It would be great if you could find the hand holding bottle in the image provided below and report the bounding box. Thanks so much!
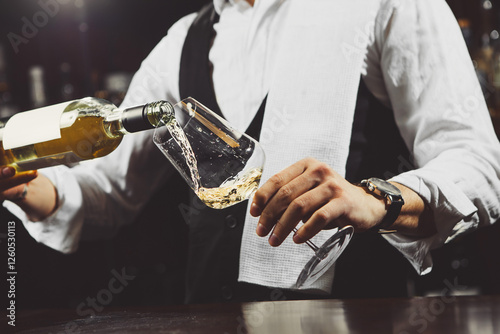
[1,167,59,221]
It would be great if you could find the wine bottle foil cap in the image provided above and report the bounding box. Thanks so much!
[122,101,173,133]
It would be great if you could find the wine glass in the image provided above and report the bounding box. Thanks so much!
[153,97,265,209]
[153,97,353,289]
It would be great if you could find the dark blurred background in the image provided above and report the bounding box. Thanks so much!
[0,0,499,311]
[0,0,211,114]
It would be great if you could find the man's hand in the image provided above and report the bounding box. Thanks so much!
[250,158,388,247]
[0,167,38,202]
[250,157,436,247]
[1,166,58,222]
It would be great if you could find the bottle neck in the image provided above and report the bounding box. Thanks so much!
[117,101,174,134]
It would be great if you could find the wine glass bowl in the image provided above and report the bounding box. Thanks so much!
[295,225,354,289]
[153,97,265,209]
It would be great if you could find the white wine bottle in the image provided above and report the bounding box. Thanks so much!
[0,97,173,172]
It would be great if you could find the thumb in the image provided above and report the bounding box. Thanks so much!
[2,183,28,202]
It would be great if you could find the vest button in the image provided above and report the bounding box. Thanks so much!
[225,214,238,229]
[221,285,233,300]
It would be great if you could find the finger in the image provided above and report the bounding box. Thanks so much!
[0,170,38,192]
[250,159,310,217]
[269,184,335,246]
[1,167,15,179]
[2,184,27,202]
[293,200,347,244]
[256,172,319,237]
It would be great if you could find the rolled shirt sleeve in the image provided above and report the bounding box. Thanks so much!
[368,0,500,274]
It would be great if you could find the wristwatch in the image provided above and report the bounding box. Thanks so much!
[360,177,404,232]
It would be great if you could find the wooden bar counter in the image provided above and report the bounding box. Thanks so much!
[3,295,500,333]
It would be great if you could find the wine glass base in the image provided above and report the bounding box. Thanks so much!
[295,225,354,289]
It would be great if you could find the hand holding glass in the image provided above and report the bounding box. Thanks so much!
[153,98,352,289]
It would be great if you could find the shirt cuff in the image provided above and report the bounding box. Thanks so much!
[383,172,477,275]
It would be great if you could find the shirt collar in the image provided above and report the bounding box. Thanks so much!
[214,0,285,14]
[214,0,249,14]
[213,0,230,14]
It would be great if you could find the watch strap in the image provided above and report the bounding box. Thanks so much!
[378,194,404,230]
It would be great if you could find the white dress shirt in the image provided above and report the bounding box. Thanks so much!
[5,0,500,293]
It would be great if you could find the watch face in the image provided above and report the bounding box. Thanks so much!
[369,178,402,196]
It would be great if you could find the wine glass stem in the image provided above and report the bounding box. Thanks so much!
[293,227,319,252]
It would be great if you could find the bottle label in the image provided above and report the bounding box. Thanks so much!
[3,101,72,150]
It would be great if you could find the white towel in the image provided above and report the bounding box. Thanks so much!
[238,0,380,294]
